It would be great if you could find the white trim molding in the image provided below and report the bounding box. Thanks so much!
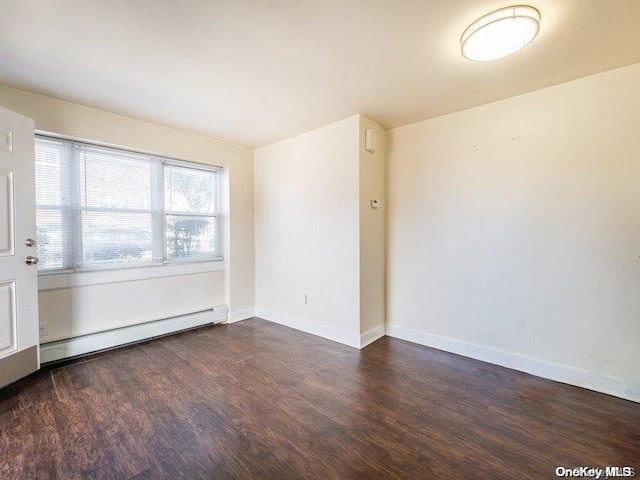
[255,309,361,348]
[385,323,639,404]
[40,306,228,363]
[360,324,385,348]
[228,308,256,323]
[39,260,225,291]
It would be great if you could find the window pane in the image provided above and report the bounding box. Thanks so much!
[166,215,218,260]
[35,141,65,206]
[35,138,72,270]
[82,212,153,265]
[165,165,217,214]
[80,148,152,210]
[36,209,65,270]
[35,135,223,273]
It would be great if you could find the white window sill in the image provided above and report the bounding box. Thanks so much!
[38,260,225,291]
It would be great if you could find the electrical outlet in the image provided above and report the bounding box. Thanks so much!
[39,323,47,337]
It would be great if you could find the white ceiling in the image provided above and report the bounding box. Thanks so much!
[0,1,639,147]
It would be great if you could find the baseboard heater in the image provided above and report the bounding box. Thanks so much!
[40,305,229,364]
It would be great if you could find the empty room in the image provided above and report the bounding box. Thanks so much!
[1,1,639,478]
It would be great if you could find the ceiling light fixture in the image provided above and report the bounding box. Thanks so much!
[461,5,540,61]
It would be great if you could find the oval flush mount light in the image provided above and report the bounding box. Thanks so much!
[461,5,540,61]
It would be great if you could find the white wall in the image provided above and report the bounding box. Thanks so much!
[359,117,386,336]
[0,85,255,342]
[387,63,640,401]
[255,116,362,345]
[39,272,225,341]
[254,115,386,347]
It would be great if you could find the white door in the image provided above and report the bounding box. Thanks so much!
[0,106,39,388]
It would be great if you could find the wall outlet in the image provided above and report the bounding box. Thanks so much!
[39,323,47,337]
[303,294,308,308]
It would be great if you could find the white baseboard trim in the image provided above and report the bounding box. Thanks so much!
[385,323,639,404]
[360,324,385,348]
[255,309,361,348]
[228,308,255,323]
[40,306,228,364]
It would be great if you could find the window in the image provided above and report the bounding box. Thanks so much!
[165,162,220,261]
[35,136,222,272]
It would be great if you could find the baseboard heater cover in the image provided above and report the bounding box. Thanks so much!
[40,305,228,364]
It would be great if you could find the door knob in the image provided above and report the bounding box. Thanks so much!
[25,238,36,247]
[25,256,39,266]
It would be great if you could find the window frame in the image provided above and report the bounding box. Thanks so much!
[163,158,222,264]
[35,133,224,275]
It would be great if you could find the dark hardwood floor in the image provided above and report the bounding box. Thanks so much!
[1,318,638,479]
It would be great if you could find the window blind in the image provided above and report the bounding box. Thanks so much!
[78,145,158,267]
[35,136,223,272]
[35,137,74,270]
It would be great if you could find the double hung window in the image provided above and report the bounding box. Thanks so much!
[35,136,222,272]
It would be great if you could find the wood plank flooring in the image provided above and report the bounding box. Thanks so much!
[1,318,638,479]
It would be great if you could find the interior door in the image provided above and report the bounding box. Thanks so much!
[0,105,39,388]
